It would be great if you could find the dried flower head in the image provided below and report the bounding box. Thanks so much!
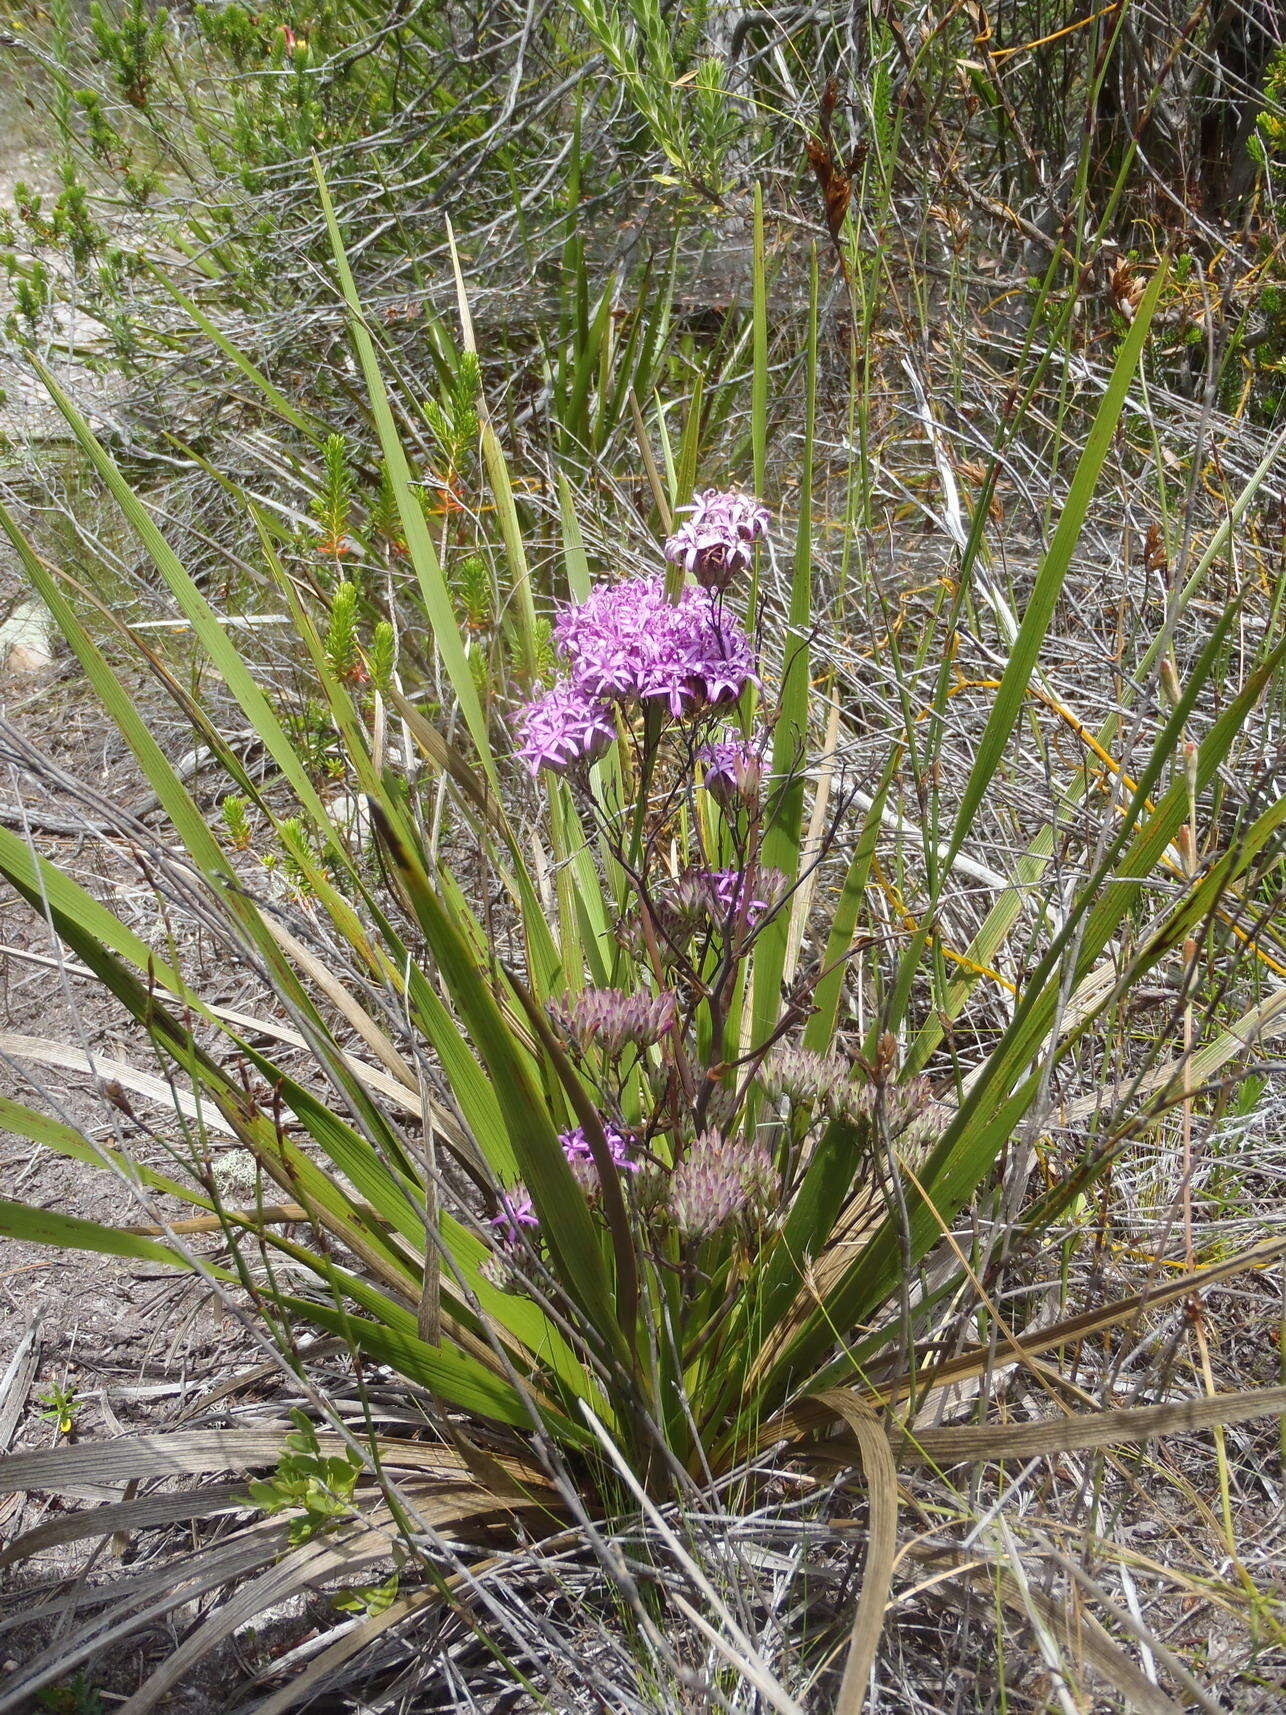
[551,988,678,1057]
[555,577,756,718]
[670,1131,776,1238]
[700,733,766,807]
[513,681,616,777]
[660,865,786,938]
[858,1076,949,1144]
[664,488,771,591]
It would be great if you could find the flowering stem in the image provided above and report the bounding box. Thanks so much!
[626,701,664,875]
[503,962,643,1365]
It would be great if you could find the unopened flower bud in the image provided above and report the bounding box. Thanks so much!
[670,1131,775,1238]
[551,988,677,1057]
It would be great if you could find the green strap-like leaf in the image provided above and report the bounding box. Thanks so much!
[313,163,498,786]
[8,370,337,840]
[946,265,1167,860]
[750,250,817,1061]
[0,1197,195,1269]
[368,802,628,1364]
[0,1098,209,1208]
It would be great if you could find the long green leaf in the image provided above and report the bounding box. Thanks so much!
[314,164,497,782]
[771,595,1285,1394]
[946,265,1167,858]
[13,366,336,838]
[368,802,628,1363]
[750,248,817,1059]
[0,1198,192,1269]
[0,1097,209,1208]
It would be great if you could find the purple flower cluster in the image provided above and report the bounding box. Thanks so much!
[669,1131,775,1239]
[512,577,757,776]
[703,865,785,929]
[555,577,756,719]
[514,681,616,779]
[489,1123,639,1245]
[511,485,765,776]
[552,987,678,1056]
[654,865,786,942]
[664,489,771,592]
[559,1123,640,1192]
[700,733,766,807]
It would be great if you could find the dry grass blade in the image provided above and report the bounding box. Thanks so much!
[243,1586,442,1715]
[1,1032,237,1136]
[939,1551,1190,1715]
[0,1482,252,1572]
[813,1390,899,1715]
[580,1404,807,1715]
[0,1427,299,1491]
[769,1236,1286,1446]
[0,1319,40,1454]
[261,916,418,1092]
[1064,980,1286,1124]
[115,1522,401,1715]
[897,1384,1286,1466]
[0,1427,553,1493]
[0,1522,294,1713]
[905,1236,1286,1407]
[1050,1551,1224,1715]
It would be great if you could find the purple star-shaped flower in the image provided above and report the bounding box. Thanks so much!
[555,577,756,718]
[700,733,766,806]
[664,488,771,591]
[488,1124,638,1247]
[514,681,616,777]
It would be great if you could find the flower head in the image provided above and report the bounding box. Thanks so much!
[488,1188,539,1247]
[664,488,771,591]
[551,988,677,1057]
[659,865,786,940]
[555,577,756,719]
[759,1044,853,1116]
[700,733,766,807]
[670,1131,776,1239]
[513,681,615,777]
[488,1123,638,1247]
[558,1122,640,1193]
[705,865,786,929]
[848,1076,950,1146]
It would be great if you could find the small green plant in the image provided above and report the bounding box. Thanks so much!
[37,1382,81,1439]
[90,0,168,109]
[333,1573,399,1616]
[36,1674,103,1715]
[248,1413,364,1544]
[423,351,480,496]
[368,619,396,693]
[311,435,357,572]
[325,580,361,684]
[220,793,254,850]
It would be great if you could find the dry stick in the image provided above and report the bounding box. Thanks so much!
[1175,738,1244,1572]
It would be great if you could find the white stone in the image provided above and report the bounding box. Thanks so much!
[0,599,56,675]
